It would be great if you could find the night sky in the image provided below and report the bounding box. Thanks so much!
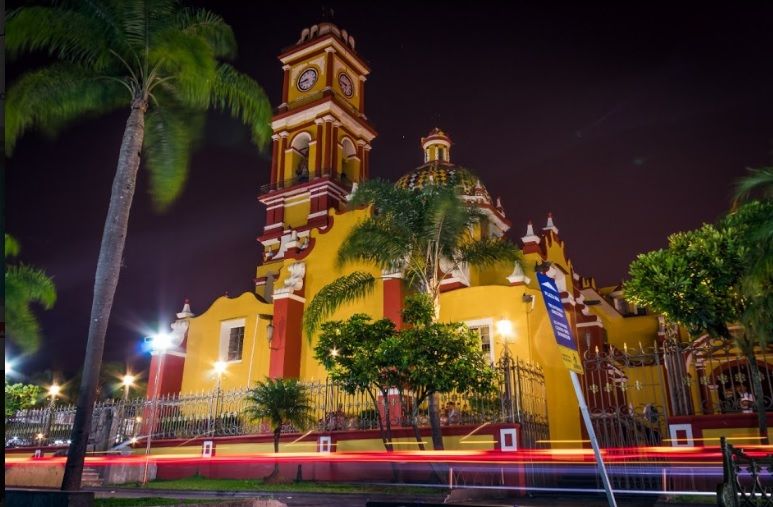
[6,3,773,382]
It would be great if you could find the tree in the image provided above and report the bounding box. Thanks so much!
[314,295,497,452]
[244,378,313,480]
[304,180,520,449]
[7,1,271,490]
[5,234,57,353]
[5,383,44,417]
[314,314,401,452]
[391,294,496,449]
[734,167,773,345]
[625,201,773,442]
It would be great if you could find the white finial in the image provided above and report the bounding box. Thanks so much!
[543,212,559,234]
[521,220,540,244]
[176,299,194,319]
[506,261,531,286]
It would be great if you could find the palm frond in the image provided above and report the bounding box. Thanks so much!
[5,264,57,353]
[303,271,377,338]
[7,6,113,69]
[5,234,21,258]
[175,7,236,59]
[6,63,127,154]
[244,378,313,431]
[210,63,272,149]
[735,167,773,202]
[458,237,522,267]
[150,29,216,106]
[337,216,411,270]
[143,106,204,211]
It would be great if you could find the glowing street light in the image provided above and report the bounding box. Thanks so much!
[48,383,62,398]
[121,373,136,401]
[211,361,228,435]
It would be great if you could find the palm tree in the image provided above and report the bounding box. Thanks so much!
[7,1,271,490]
[244,378,313,480]
[5,234,57,353]
[303,179,521,449]
[734,167,773,346]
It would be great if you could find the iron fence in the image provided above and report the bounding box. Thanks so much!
[5,358,548,450]
[718,436,773,506]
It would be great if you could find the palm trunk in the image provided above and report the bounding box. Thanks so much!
[267,426,281,479]
[61,99,147,491]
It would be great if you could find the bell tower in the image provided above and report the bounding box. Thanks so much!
[258,22,377,259]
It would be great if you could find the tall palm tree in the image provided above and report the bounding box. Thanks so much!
[7,0,271,490]
[5,234,57,353]
[244,378,313,480]
[303,179,521,449]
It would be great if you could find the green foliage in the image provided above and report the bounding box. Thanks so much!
[314,314,399,395]
[401,293,434,327]
[735,166,773,202]
[7,0,271,209]
[5,383,44,417]
[314,296,496,407]
[305,180,521,335]
[243,378,313,439]
[302,271,376,337]
[625,201,773,344]
[5,235,57,353]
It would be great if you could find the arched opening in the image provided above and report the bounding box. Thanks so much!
[340,138,359,184]
[289,132,311,183]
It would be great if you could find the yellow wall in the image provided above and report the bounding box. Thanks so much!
[181,293,274,394]
[333,57,360,109]
[440,285,582,445]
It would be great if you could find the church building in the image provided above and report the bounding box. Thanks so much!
[145,22,765,451]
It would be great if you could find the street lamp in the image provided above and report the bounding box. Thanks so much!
[121,373,136,401]
[45,383,62,445]
[212,361,228,435]
[142,332,172,485]
[495,319,518,422]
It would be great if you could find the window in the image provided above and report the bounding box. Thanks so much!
[227,326,245,361]
[219,318,246,362]
[467,321,493,363]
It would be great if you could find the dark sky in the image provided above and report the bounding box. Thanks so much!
[6,3,773,380]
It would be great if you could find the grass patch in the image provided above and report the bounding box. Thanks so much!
[660,495,716,504]
[129,475,440,495]
[95,499,219,506]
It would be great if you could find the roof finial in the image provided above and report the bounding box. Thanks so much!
[521,220,540,245]
[543,212,559,234]
[177,298,194,319]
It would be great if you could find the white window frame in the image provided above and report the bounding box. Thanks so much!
[219,318,246,363]
[466,318,494,364]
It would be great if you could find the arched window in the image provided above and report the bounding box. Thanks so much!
[340,138,359,184]
[289,132,311,182]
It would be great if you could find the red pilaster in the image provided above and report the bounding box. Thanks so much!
[277,134,288,184]
[358,77,365,111]
[268,296,304,378]
[363,147,370,180]
[269,137,279,185]
[331,124,340,174]
[281,65,290,104]
[325,49,334,88]
[323,121,333,172]
[314,121,323,173]
[146,353,186,398]
[383,276,403,330]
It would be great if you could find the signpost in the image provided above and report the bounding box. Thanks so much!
[537,272,617,507]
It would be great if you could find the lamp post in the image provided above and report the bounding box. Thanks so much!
[212,361,227,435]
[45,383,62,446]
[142,332,172,486]
[496,319,518,422]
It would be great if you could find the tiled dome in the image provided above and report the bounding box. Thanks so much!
[395,162,491,202]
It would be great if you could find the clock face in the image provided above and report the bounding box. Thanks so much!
[297,68,318,91]
[338,73,354,97]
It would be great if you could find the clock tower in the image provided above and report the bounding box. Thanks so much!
[258,22,377,258]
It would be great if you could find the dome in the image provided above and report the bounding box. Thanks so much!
[395,129,491,203]
[395,162,491,201]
